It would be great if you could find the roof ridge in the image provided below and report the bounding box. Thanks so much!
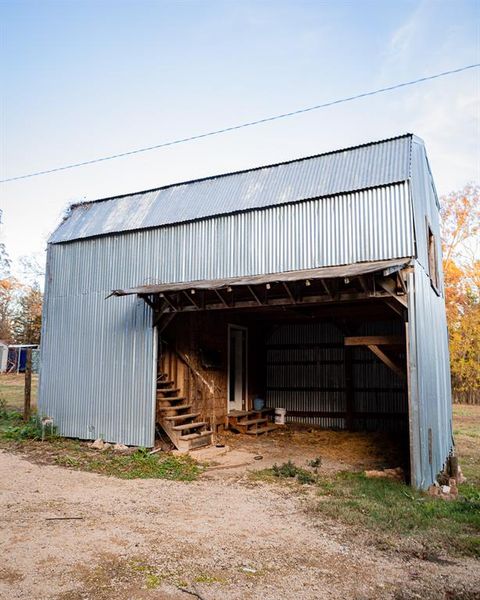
[69,133,414,209]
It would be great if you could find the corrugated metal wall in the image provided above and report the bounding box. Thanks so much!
[39,182,414,446]
[48,183,414,297]
[266,321,407,432]
[407,263,453,489]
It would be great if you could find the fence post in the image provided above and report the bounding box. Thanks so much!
[23,349,32,421]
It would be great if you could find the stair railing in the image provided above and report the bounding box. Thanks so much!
[159,339,217,436]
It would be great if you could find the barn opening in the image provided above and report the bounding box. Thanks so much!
[117,258,411,478]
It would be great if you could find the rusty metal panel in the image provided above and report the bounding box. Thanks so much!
[49,135,412,244]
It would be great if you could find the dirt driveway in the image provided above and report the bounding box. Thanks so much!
[0,450,478,600]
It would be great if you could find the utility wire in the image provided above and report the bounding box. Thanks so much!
[1,63,479,184]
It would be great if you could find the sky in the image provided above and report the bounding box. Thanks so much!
[1,0,479,280]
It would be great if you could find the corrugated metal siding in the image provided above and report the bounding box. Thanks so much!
[38,250,157,447]
[407,263,453,489]
[47,182,414,299]
[409,139,444,289]
[266,322,407,432]
[50,136,412,243]
[40,183,414,446]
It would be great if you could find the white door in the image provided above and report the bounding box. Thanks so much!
[228,325,247,412]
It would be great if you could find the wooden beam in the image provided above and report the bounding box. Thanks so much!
[160,293,178,312]
[287,410,407,420]
[367,345,405,379]
[345,346,354,431]
[385,299,405,318]
[344,335,405,346]
[247,285,263,306]
[156,290,395,313]
[214,289,229,308]
[182,290,199,308]
[139,294,155,310]
[23,349,32,422]
[282,282,296,303]
[320,279,332,297]
[376,278,408,308]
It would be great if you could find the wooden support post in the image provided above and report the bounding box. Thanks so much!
[344,346,354,431]
[23,349,32,422]
[367,345,405,379]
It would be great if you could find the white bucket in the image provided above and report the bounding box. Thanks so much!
[274,407,286,425]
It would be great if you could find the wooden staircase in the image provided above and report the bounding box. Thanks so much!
[156,374,213,451]
[227,408,278,435]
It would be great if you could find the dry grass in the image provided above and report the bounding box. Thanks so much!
[0,373,38,411]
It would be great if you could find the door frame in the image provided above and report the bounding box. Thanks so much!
[227,324,248,413]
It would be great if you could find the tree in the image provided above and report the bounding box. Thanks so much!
[440,183,480,404]
[12,283,43,344]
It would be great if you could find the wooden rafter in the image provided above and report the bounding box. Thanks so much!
[153,290,396,313]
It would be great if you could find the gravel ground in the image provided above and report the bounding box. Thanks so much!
[0,450,478,600]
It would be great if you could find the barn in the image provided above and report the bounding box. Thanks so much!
[38,133,453,489]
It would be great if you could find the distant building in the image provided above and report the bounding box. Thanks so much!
[7,345,39,373]
[0,341,8,373]
[39,134,452,489]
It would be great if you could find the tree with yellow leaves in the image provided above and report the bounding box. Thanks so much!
[440,183,480,403]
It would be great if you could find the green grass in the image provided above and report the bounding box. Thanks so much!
[312,471,480,557]
[0,406,201,481]
[55,448,201,480]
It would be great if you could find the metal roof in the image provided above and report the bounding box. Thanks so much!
[50,134,414,244]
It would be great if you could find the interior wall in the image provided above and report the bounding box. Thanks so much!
[163,312,408,435]
[161,311,267,427]
[265,320,408,432]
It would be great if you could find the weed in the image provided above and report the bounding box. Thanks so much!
[307,456,322,469]
[271,460,317,484]
[2,414,57,441]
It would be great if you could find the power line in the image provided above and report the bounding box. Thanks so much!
[1,63,479,184]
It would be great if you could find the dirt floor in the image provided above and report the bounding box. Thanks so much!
[198,425,409,479]
[1,442,479,600]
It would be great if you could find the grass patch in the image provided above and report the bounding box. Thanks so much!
[0,373,38,411]
[312,471,480,557]
[77,448,201,480]
[0,406,201,481]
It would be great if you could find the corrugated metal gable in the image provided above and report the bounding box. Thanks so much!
[50,135,412,243]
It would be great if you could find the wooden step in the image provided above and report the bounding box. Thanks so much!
[159,403,192,411]
[180,430,213,441]
[157,380,174,387]
[177,431,213,451]
[164,412,200,422]
[156,395,185,402]
[245,424,278,435]
[157,388,180,395]
[242,418,268,427]
[172,421,207,431]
